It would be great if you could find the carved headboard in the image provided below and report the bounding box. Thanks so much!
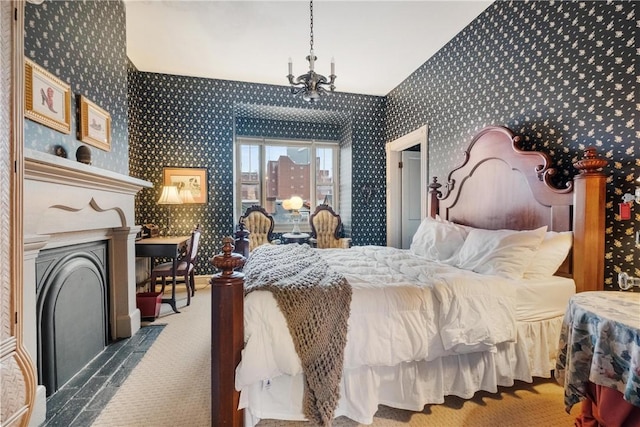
[429,126,607,294]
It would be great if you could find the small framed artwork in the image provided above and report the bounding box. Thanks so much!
[163,167,208,204]
[78,95,111,151]
[24,58,71,134]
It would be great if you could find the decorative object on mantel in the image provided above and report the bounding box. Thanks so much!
[75,145,92,165]
[54,145,67,158]
[24,57,72,134]
[78,95,112,151]
[157,185,183,236]
[287,0,336,102]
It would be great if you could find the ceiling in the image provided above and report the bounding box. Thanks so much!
[125,1,493,97]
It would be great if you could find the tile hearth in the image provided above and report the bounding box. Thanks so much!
[42,325,165,427]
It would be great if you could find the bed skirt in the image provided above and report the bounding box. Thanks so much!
[239,316,562,426]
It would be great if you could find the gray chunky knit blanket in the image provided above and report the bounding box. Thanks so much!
[243,243,352,426]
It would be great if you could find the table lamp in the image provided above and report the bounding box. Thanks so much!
[179,188,196,204]
[157,185,182,235]
[288,196,304,234]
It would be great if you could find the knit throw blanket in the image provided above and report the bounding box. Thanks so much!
[243,243,352,426]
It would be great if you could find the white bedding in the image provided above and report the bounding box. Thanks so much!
[236,245,574,425]
[515,276,575,321]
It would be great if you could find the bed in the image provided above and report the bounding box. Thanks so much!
[210,125,607,426]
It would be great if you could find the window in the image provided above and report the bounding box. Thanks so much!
[236,137,339,232]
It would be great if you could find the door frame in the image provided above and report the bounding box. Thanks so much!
[386,125,428,248]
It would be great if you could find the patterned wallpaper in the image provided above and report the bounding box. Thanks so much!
[129,73,386,275]
[386,0,637,289]
[24,0,129,175]
[235,117,342,141]
[26,0,636,284]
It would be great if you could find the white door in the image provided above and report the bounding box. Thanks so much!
[386,125,428,248]
[401,151,422,249]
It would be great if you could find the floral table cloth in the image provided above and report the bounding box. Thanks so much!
[555,291,640,412]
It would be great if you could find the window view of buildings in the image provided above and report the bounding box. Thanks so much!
[239,143,336,227]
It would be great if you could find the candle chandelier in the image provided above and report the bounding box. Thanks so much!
[287,0,336,102]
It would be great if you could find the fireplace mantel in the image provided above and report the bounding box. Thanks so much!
[24,149,151,237]
[23,148,152,422]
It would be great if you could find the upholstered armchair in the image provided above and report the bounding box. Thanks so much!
[309,204,351,249]
[239,205,281,252]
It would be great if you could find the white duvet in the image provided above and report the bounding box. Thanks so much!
[236,245,518,392]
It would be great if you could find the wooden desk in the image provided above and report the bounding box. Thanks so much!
[135,235,190,313]
[555,291,640,425]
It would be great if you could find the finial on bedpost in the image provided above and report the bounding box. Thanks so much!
[571,147,607,294]
[429,177,442,218]
[211,236,246,276]
[573,146,608,175]
[210,237,245,426]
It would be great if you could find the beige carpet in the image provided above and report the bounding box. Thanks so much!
[91,276,580,426]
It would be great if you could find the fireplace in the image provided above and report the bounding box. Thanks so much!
[23,149,151,422]
[36,241,110,395]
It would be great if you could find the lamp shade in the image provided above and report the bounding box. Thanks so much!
[179,188,195,204]
[157,186,183,205]
[289,196,303,210]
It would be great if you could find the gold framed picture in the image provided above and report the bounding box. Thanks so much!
[24,58,71,134]
[163,167,208,204]
[79,95,111,151]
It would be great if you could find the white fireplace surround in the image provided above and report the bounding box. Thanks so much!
[23,148,151,424]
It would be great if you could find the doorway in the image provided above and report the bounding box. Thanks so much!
[386,125,428,248]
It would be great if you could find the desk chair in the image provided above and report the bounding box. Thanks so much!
[309,205,351,249]
[150,226,201,307]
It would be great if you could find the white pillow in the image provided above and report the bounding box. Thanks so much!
[455,226,547,279]
[523,231,573,278]
[410,216,468,262]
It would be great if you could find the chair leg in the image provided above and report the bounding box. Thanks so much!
[149,273,157,293]
[190,271,196,296]
[160,276,166,294]
[184,274,191,306]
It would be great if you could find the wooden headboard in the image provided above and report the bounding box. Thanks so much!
[428,126,607,294]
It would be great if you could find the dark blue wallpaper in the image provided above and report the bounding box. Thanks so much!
[129,73,385,275]
[24,0,129,175]
[235,117,342,141]
[386,0,637,289]
[26,0,636,284]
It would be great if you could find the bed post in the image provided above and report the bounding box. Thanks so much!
[211,237,246,426]
[428,177,442,218]
[571,147,608,293]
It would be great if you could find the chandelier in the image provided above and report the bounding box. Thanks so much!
[287,0,336,102]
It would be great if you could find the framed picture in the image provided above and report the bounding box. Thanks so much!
[163,167,208,204]
[24,58,71,134]
[78,95,111,151]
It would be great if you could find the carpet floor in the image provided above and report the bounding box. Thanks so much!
[88,276,580,426]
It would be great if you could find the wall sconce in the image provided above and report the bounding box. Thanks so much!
[361,184,378,204]
[618,272,640,291]
[620,177,640,220]
[157,185,182,235]
[283,196,304,234]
